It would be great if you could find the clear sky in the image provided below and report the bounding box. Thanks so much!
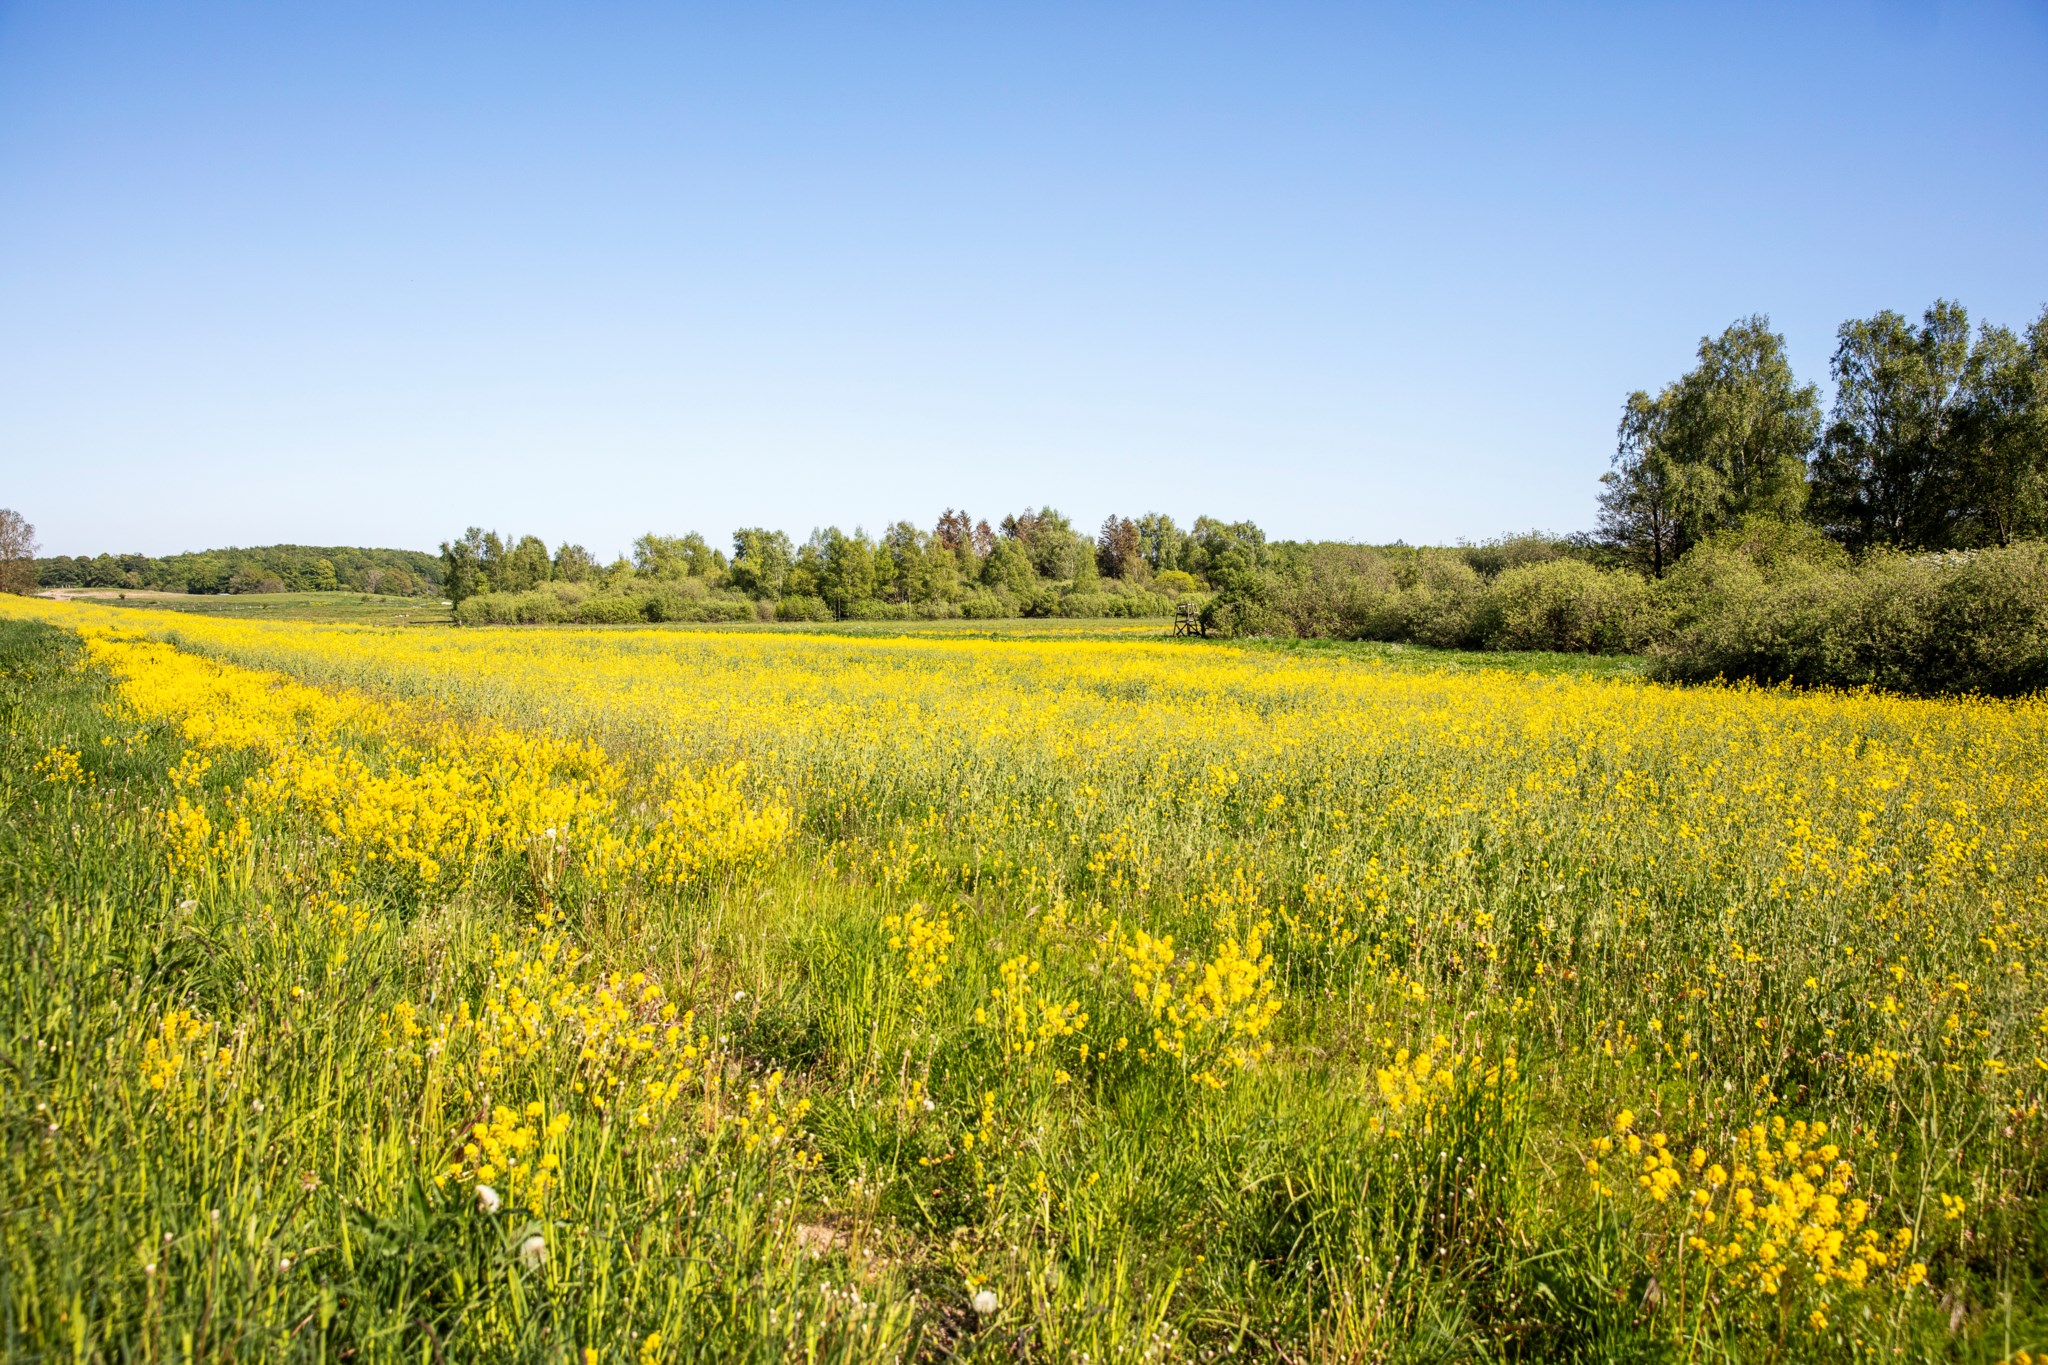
[3,3,2044,560]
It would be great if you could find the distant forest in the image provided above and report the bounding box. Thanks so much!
[33,545,443,596]
[438,510,1269,626]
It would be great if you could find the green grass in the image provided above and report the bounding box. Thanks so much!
[6,606,2038,1362]
[1233,634,1650,679]
[0,617,1599,1361]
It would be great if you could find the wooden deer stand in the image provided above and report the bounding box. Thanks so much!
[1172,602,1204,637]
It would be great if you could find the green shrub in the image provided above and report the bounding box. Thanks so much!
[959,590,1013,620]
[1201,592,1289,638]
[1476,559,1658,653]
[840,599,914,622]
[1654,541,2048,695]
[1363,553,1485,648]
[1461,531,1575,579]
[1261,547,1396,639]
[1015,587,1061,619]
[775,595,833,622]
[572,595,646,625]
[453,590,573,625]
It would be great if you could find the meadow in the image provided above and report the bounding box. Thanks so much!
[2,594,2044,1362]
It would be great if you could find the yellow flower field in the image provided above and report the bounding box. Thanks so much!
[2,593,2044,1361]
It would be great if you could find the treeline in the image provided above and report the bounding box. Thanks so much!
[1597,301,2048,572]
[1203,299,2048,695]
[32,545,443,596]
[440,511,1265,625]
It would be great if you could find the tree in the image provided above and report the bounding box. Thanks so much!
[633,532,722,580]
[729,528,794,599]
[879,521,925,602]
[980,537,1037,596]
[1598,392,1683,576]
[1002,506,1086,580]
[933,508,982,579]
[1097,515,1144,578]
[816,528,876,615]
[0,509,38,594]
[1607,316,1819,565]
[553,543,596,583]
[933,509,974,552]
[440,537,482,597]
[1810,302,1973,551]
[1951,313,2048,547]
[440,528,488,607]
[486,535,551,593]
[786,540,824,599]
[477,532,509,593]
[1135,514,1187,575]
[229,564,283,594]
[1186,517,1269,586]
[184,556,230,595]
[632,533,686,579]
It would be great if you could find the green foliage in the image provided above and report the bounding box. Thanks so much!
[454,579,757,626]
[552,542,597,583]
[0,509,35,595]
[1206,543,1649,654]
[1186,516,1270,585]
[775,594,834,623]
[959,589,1013,620]
[633,532,723,580]
[441,528,487,606]
[1135,513,1190,575]
[1460,531,1576,579]
[1653,539,2048,695]
[495,535,553,594]
[1000,507,1088,581]
[1474,558,1659,653]
[1601,316,1821,575]
[979,538,1037,597]
[816,529,877,616]
[1811,301,2048,552]
[729,528,794,599]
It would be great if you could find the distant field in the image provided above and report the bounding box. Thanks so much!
[44,588,453,625]
[50,589,1645,678]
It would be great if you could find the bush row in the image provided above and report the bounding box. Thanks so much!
[1209,532,2048,697]
[1650,540,2048,696]
[454,581,763,626]
[1210,549,1661,654]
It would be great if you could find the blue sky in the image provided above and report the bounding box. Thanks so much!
[3,3,2044,559]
